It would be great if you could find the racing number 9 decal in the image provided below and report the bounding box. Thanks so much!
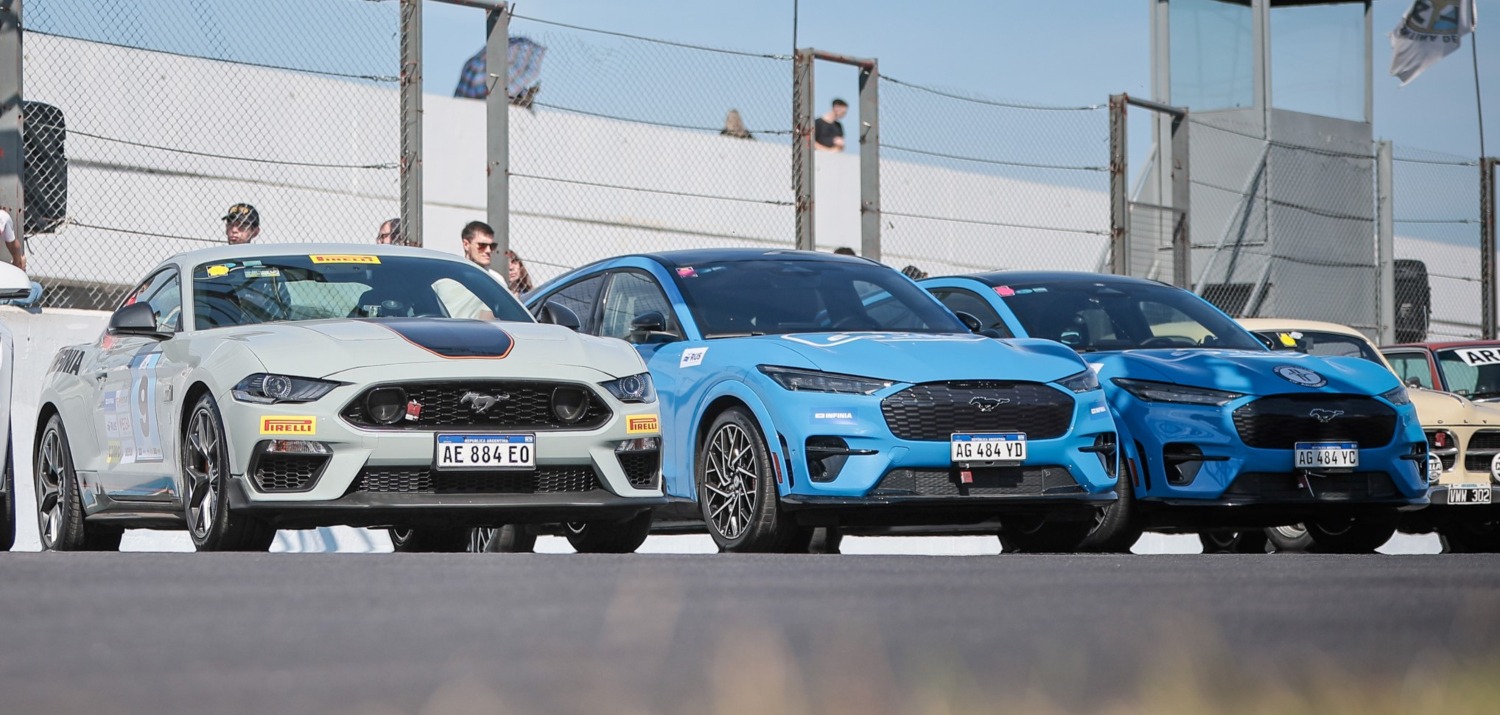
[128,352,165,463]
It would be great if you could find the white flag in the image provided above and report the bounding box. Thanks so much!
[1390,0,1478,85]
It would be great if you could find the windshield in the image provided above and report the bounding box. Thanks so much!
[191,254,532,330]
[670,259,967,338]
[1436,348,1500,400]
[1253,330,1385,365]
[997,280,1264,352]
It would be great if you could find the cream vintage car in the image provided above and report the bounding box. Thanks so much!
[1240,318,1500,552]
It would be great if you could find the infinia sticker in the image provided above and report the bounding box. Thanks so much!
[261,416,317,435]
[680,347,708,368]
[627,415,660,434]
[1454,348,1500,367]
[783,333,988,348]
[309,254,381,265]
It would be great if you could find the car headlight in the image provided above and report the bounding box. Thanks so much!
[758,366,894,395]
[601,373,656,403]
[232,373,340,404]
[1057,369,1100,393]
[1380,385,1412,406]
[1113,378,1243,407]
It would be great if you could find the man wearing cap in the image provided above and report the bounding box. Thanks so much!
[222,203,260,244]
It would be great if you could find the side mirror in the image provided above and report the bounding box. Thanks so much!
[0,262,30,300]
[538,300,582,331]
[953,311,984,334]
[108,302,170,340]
[629,310,679,344]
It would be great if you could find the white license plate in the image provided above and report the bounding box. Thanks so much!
[1294,441,1359,470]
[1449,485,1493,505]
[435,434,536,471]
[951,433,1027,464]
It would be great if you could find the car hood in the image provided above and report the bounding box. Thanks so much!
[208,319,644,379]
[765,332,1087,384]
[1410,388,1500,427]
[1088,348,1402,396]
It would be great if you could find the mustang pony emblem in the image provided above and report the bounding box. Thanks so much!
[460,391,510,415]
[969,396,1011,413]
[1308,409,1344,423]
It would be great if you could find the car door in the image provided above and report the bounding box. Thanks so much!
[927,286,1014,336]
[596,269,683,363]
[1385,350,1437,390]
[94,268,183,499]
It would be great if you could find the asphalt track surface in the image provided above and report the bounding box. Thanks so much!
[1,553,1497,715]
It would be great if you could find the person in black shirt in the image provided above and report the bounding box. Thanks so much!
[814,98,848,152]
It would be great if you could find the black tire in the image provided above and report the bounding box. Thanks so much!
[1077,470,1141,553]
[182,394,274,552]
[1436,521,1500,553]
[999,517,1093,553]
[34,415,122,551]
[1265,524,1314,552]
[1198,530,1270,554]
[1305,516,1397,554]
[388,526,468,552]
[565,510,653,553]
[1,432,17,551]
[697,407,794,553]
[469,525,538,553]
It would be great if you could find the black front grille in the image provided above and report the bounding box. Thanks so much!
[251,453,329,492]
[1225,472,1398,501]
[1463,429,1500,473]
[881,381,1073,442]
[870,466,1082,497]
[341,380,611,431]
[617,451,660,489]
[353,466,601,494]
[1232,395,1397,450]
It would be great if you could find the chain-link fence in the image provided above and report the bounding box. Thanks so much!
[497,13,794,286]
[22,0,400,309]
[1391,146,1482,341]
[877,77,1111,278]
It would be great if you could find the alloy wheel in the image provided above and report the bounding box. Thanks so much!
[702,422,757,541]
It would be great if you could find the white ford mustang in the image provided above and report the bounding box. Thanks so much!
[1,261,32,550]
[33,244,664,552]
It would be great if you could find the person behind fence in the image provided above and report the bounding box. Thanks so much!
[222,202,260,245]
[376,217,401,245]
[0,208,43,306]
[901,264,928,280]
[833,247,856,256]
[720,109,754,140]
[814,99,848,152]
[506,249,534,296]
[432,221,505,319]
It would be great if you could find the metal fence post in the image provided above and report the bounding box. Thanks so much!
[1376,141,1394,344]
[1484,156,1497,339]
[793,49,814,252]
[858,59,880,261]
[400,0,422,247]
[1171,109,1190,288]
[487,4,510,256]
[1109,94,1127,275]
[0,0,21,259]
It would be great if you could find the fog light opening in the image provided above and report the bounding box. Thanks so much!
[552,387,590,424]
[266,440,332,455]
[366,387,407,425]
[615,437,660,453]
[1162,443,1204,486]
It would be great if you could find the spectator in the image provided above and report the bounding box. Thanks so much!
[454,37,547,109]
[376,217,401,245]
[720,109,754,140]
[506,249,534,296]
[0,208,43,307]
[433,221,506,319]
[222,203,260,244]
[901,265,929,280]
[814,99,848,152]
[833,247,857,256]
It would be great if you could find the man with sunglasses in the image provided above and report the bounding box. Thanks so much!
[432,220,506,319]
[458,220,504,278]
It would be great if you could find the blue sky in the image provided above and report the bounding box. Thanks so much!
[422,0,1497,161]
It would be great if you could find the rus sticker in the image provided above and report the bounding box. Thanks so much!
[260,416,317,435]
[627,414,660,434]
[309,255,381,265]
[680,347,708,368]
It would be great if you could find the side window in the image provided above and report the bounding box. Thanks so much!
[930,288,1012,337]
[536,274,607,332]
[1386,352,1433,389]
[126,269,183,333]
[598,271,675,342]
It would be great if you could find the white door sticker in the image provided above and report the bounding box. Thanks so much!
[1454,348,1500,367]
[680,347,708,368]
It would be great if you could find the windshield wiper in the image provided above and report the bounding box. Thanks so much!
[706,331,766,338]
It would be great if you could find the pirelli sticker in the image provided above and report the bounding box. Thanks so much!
[260,416,317,436]
[626,414,660,434]
[309,254,381,265]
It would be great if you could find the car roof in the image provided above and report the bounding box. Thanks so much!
[1237,318,1368,340]
[934,271,1169,289]
[157,243,471,274]
[1382,340,1500,351]
[633,248,879,269]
